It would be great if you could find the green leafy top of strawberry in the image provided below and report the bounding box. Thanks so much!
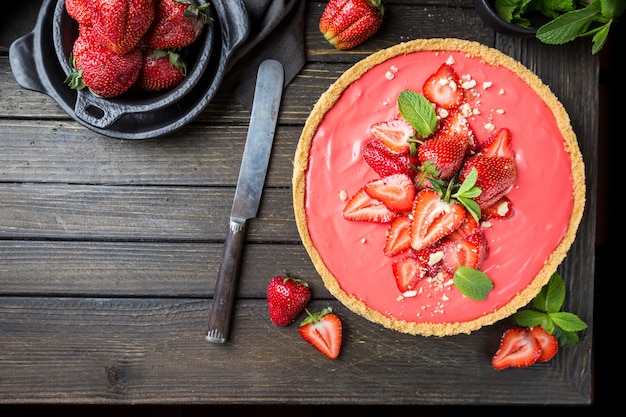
[513,272,588,347]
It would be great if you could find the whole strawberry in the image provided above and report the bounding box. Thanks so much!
[266,275,311,326]
[135,48,187,92]
[89,0,155,55]
[65,0,92,26]
[66,45,143,98]
[143,0,211,50]
[319,0,384,50]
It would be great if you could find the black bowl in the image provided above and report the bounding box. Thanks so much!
[473,0,538,37]
[9,0,249,139]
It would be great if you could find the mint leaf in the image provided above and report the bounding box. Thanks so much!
[550,311,588,332]
[554,327,580,347]
[397,90,437,138]
[452,167,482,221]
[453,266,494,301]
[512,309,546,327]
[536,1,601,44]
[590,22,611,54]
[602,0,626,19]
[533,272,565,313]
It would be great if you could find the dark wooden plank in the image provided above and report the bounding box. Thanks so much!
[0,296,591,405]
[0,241,325,298]
[0,119,306,186]
[0,185,299,241]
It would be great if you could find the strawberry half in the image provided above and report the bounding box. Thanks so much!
[492,327,542,370]
[370,118,415,156]
[362,140,419,179]
[364,173,416,213]
[441,231,487,277]
[383,214,412,256]
[299,307,342,359]
[409,189,465,251]
[447,209,480,241]
[422,63,465,109]
[477,127,514,158]
[392,255,428,294]
[319,0,384,50]
[417,134,469,179]
[460,155,517,209]
[342,188,396,223]
[528,326,559,362]
[434,109,476,154]
[266,275,311,327]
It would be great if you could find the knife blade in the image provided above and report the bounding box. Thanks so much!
[205,59,284,343]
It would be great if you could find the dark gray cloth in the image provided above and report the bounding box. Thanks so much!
[223,0,306,110]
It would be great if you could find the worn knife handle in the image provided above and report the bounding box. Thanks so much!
[205,219,246,343]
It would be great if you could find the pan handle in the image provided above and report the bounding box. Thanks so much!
[73,91,127,129]
[9,32,48,94]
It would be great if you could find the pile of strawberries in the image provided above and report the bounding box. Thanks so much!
[64,0,211,98]
[342,62,517,297]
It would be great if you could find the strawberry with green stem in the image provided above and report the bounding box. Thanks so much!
[266,274,311,327]
[299,307,342,359]
[135,48,188,92]
[144,0,212,50]
[319,0,384,50]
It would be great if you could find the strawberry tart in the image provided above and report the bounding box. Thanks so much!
[292,38,585,336]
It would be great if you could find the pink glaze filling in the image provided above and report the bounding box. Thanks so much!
[304,51,575,324]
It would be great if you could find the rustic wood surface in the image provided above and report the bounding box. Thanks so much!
[0,0,596,406]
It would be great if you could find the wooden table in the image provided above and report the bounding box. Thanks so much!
[0,0,597,406]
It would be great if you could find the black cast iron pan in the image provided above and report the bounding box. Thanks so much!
[9,0,250,139]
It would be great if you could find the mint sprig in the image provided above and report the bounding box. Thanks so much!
[494,0,624,54]
[451,167,482,222]
[513,272,588,347]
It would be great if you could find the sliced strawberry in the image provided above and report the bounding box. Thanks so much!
[481,196,513,220]
[370,118,415,156]
[422,63,465,109]
[492,327,542,370]
[529,326,559,362]
[447,209,480,241]
[414,240,445,278]
[342,188,396,223]
[461,155,517,209]
[441,230,487,277]
[362,140,419,179]
[417,134,469,179]
[299,307,342,359]
[478,127,514,158]
[392,255,428,293]
[364,173,416,213]
[383,214,412,256]
[409,189,465,251]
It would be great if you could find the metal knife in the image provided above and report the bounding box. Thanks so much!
[205,59,284,343]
